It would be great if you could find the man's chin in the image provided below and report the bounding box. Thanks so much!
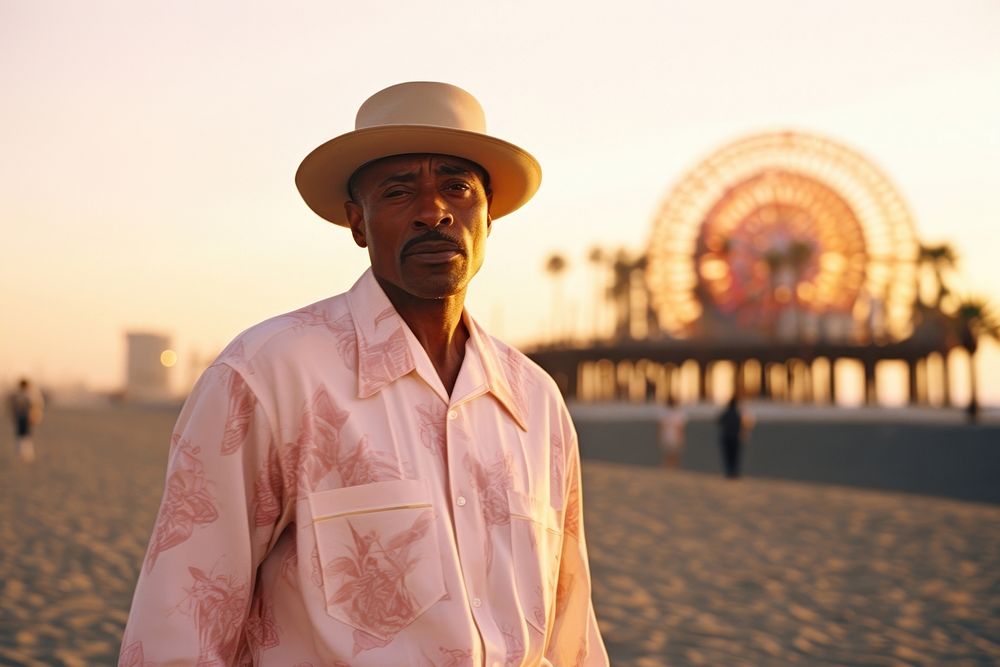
[409,280,465,301]
[412,259,471,285]
[392,272,469,301]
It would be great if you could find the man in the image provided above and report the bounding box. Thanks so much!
[8,378,43,463]
[717,395,752,479]
[120,82,608,666]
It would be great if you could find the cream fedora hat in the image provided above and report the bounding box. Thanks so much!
[295,81,542,227]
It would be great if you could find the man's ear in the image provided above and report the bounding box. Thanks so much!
[486,190,494,236]
[344,201,367,248]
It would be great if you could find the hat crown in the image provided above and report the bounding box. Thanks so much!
[355,81,487,134]
[297,81,540,227]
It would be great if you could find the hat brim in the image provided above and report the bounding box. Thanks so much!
[295,125,541,227]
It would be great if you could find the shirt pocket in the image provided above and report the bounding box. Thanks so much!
[507,489,564,634]
[309,479,446,640]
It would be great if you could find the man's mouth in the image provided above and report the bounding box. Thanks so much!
[403,239,464,262]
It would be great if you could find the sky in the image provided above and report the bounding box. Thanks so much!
[1,0,998,403]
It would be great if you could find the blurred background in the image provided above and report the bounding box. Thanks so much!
[1,0,999,406]
[1,1,998,665]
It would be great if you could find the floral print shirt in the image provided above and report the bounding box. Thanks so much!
[120,269,608,667]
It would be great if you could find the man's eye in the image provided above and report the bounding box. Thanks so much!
[446,182,471,192]
[384,188,408,198]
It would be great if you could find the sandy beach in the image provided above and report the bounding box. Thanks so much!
[1,405,998,666]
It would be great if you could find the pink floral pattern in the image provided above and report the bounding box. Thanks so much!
[422,646,473,667]
[338,435,402,486]
[565,481,581,541]
[374,306,397,329]
[276,387,349,497]
[515,519,549,634]
[500,624,525,667]
[323,511,435,645]
[285,303,334,329]
[246,595,280,655]
[145,437,219,573]
[277,387,401,493]
[266,384,405,496]
[118,640,152,667]
[465,452,513,527]
[416,403,447,458]
[330,313,359,371]
[464,452,513,571]
[532,584,546,629]
[217,340,254,375]
[556,569,575,618]
[310,385,349,449]
[182,566,249,666]
[352,630,391,656]
[357,327,413,396]
[284,305,359,372]
[550,431,565,504]
[499,347,533,423]
[221,371,255,455]
[310,543,323,587]
[253,447,283,527]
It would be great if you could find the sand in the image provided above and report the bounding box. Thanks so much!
[584,464,1000,666]
[1,405,998,666]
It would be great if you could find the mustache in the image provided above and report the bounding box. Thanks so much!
[401,230,465,256]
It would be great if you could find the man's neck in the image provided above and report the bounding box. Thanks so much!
[375,277,469,396]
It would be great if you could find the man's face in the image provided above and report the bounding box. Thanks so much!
[345,154,492,301]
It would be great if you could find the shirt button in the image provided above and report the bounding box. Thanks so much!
[456,495,467,507]
[447,409,458,420]
[472,597,482,608]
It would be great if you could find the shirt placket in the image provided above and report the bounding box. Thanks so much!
[443,396,502,667]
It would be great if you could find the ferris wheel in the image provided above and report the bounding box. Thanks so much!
[646,131,920,341]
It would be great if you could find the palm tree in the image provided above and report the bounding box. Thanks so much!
[610,249,634,340]
[953,296,1000,421]
[545,253,568,343]
[588,247,607,340]
[918,243,959,309]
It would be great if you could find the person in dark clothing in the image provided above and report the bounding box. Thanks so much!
[8,378,43,463]
[717,396,748,478]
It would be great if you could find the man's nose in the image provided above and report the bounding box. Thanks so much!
[413,189,453,228]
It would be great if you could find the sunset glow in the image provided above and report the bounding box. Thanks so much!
[1,1,997,403]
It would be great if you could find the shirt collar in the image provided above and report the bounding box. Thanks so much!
[462,312,529,431]
[345,269,528,431]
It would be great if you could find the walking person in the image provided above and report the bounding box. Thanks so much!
[8,378,44,463]
[658,395,686,468]
[717,395,751,479]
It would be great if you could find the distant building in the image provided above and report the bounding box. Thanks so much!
[125,332,173,403]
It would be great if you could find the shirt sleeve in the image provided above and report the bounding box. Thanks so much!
[119,363,283,666]
[546,420,610,667]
